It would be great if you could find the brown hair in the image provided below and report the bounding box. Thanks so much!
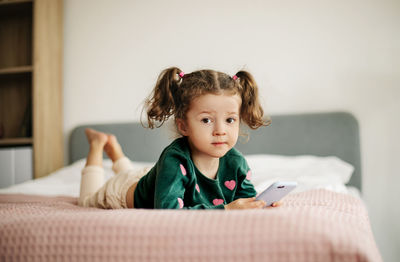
[144,67,268,129]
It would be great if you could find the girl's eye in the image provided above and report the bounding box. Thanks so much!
[201,118,211,124]
[226,118,236,124]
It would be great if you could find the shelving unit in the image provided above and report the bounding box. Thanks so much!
[0,0,63,181]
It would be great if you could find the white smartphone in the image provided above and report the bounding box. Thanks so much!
[256,181,297,206]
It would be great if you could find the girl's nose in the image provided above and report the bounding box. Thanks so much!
[213,121,226,136]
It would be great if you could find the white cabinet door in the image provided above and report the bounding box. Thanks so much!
[0,147,33,188]
[0,149,13,187]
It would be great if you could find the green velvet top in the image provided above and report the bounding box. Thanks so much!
[134,137,257,209]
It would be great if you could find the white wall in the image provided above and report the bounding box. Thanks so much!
[64,0,400,261]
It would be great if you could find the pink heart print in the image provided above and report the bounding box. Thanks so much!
[224,180,236,190]
[246,170,252,180]
[177,198,184,209]
[180,164,187,176]
[213,199,224,206]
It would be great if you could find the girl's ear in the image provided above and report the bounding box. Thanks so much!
[176,118,189,136]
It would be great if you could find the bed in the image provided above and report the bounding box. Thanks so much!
[0,112,382,261]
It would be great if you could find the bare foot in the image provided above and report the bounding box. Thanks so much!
[85,128,108,148]
[104,134,124,162]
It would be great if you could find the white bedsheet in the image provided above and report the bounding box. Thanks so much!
[0,155,361,198]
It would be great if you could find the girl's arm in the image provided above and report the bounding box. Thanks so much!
[233,157,258,200]
[225,197,265,210]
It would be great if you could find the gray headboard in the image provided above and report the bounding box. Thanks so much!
[69,111,362,191]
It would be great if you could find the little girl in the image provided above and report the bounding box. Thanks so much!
[79,67,278,210]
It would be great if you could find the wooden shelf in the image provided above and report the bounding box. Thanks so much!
[0,0,32,6]
[0,66,33,75]
[0,0,63,179]
[0,137,33,146]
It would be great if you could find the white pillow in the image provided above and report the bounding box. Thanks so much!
[245,154,355,195]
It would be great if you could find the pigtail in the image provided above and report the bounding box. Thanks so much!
[144,67,183,128]
[235,71,268,129]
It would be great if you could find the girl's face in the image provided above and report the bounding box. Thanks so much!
[177,92,241,161]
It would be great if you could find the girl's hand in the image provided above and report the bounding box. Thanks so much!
[224,197,266,210]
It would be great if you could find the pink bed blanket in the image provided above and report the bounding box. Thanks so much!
[0,189,381,262]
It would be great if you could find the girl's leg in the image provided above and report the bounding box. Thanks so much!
[79,129,148,209]
[104,134,125,163]
[103,133,134,175]
[103,134,137,208]
[84,128,108,167]
[78,128,108,207]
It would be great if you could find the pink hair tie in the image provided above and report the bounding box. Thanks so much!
[179,72,185,78]
[232,75,238,80]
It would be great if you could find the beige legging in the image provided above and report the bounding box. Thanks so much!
[78,157,150,209]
